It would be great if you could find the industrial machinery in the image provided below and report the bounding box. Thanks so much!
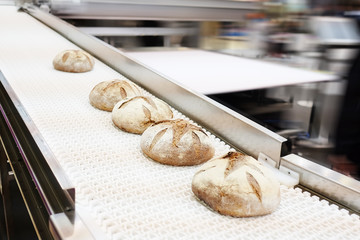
[0,2,360,239]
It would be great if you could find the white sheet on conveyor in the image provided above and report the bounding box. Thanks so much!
[0,6,359,240]
[125,49,337,95]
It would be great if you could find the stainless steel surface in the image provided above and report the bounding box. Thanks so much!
[49,0,260,21]
[78,27,198,47]
[78,27,198,37]
[281,154,360,213]
[309,16,360,46]
[0,72,75,204]
[22,4,287,165]
[1,5,360,239]
[0,70,99,239]
[49,212,97,240]
[0,0,14,5]
[306,81,345,147]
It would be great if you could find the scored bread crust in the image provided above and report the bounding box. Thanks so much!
[140,119,215,166]
[89,79,141,111]
[53,49,95,73]
[112,96,173,134]
[192,152,280,217]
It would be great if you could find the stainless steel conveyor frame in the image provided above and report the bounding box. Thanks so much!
[0,72,95,239]
[0,4,360,240]
[20,1,360,214]
[47,0,261,21]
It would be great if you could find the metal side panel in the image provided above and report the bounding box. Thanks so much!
[21,4,287,166]
[48,0,261,21]
[0,71,75,207]
[281,154,360,214]
[0,71,97,239]
[2,6,360,239]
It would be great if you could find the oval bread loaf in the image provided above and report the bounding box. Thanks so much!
[89,79,141,111]
[112,96,173,134]
[53,49,94,73]
[141,119,215,166]
[192,151,280,217]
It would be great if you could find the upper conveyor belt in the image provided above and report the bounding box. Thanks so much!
[125,49,337,95]
[1,5,360,240]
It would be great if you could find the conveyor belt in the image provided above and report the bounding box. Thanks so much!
[125,49,337,95]
[0,6,360,240]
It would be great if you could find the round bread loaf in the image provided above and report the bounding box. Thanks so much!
[53,49,94,73]
[141,119,215,166]
[192,151,280,217]
[89,79,141,111]
[112,96,173,134]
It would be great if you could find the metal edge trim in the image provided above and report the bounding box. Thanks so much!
[49,0,261,21]
[0,71,75,203]
[281,154,360,214]
[49,212,99,240]
[51,0,262,10]
[21,4,287,165]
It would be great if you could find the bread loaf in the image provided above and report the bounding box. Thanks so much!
[89,79,141,111]
[192,151,280,217]
[140,119,215,166]
[53,49,94,73]
[112,96,173,134]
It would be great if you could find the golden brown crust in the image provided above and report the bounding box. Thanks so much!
[53,49,94,73]
[112,96,173,134]
[192,183,267,217]
[192,151,281,217]
[140,119,215,166]
[89,80,141,111]
[246,172,262,202]
[149,128,168,151]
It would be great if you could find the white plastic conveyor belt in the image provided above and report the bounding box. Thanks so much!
[0,6,359,240]
[125,49,337,95]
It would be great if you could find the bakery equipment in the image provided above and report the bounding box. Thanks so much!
[0,3,360,240]
[48,0,261,21]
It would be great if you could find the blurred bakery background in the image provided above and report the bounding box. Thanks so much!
[1,1,360,239]
[24,0,360,177]
[1,0,358,175]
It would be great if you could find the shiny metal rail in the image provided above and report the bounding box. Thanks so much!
[21,4,287,167]
[77,27,198,37]
[21,4,360,215]
[47,0,261,21]
[282,154,360,214]
[0,71,74,211]
[0,72,97,239]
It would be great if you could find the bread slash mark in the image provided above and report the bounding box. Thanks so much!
[246,172,262,202]
[142,105,152,120]
[62,52,70,63]
[246,164,264,176]
[119,87,127,99]
[84,53,93,67]
[224,152,246,177]
[143,97,158,110]
[102,80,118,93]
[172,120,195,147]
[149,128,168,151]
[192,131,201,157]
[121,80,133,91]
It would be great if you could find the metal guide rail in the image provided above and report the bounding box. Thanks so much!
[0,72,96,239]
[0,4,360,240]
[20,3,287,165]
[47,0,261,21]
